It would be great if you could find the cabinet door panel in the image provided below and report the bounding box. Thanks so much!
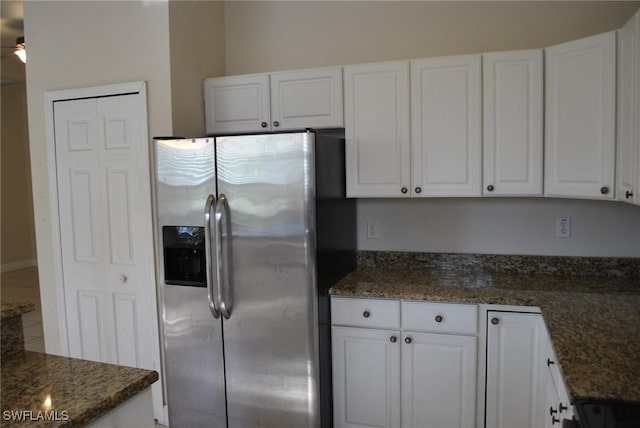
[204,74,270,134]
[270,67,343,130]
[616,15,637,203]
[485,312,547,428]
[545,31,616,199]
[402,332,476,428]
[345,61,411,197]
[332,326,401,428]
[483,50,543,196]
[411,55,482,197]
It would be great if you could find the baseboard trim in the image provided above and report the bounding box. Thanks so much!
[1,259,38,273]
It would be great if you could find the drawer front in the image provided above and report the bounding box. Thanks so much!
[402,301,477,335]
[331,297,401,329]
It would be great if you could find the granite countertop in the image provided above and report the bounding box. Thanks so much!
[1,351,158,427]
[330,265,640,405]
[1,301,36,320]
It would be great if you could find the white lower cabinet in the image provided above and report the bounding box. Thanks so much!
[331,297,477,428]
[401,332,476,428]
[484,310,548,428]
[332,326,401,428]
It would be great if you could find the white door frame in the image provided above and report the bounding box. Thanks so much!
[43,81,167,424]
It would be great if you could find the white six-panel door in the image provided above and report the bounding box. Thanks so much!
[53,90,161,416]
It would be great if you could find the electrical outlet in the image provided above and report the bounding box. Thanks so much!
[367,221,379,239]
[556,217,571,238]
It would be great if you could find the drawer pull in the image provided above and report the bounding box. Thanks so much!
[390,336,397,343]
[404,337,412,344]
[435,315,443,323]
[362,310,370,318]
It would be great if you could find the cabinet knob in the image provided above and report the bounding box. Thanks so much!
[487,184,494,192]
[626,190,634,199]
[362,310,370,318]
[273,121,280,127]
[435,315,443,323]
[600,186,609,195]
[261,122,268,128]
[119,275,128,283]
[547,358,555,367]
[552,416,560,425]
[390,336,397,343]
[401,187,408,194]
[414,187,422,194]
[404,337,412,344]
[550,406,558,416]
[491,317,499,325]
[559,403,568,412]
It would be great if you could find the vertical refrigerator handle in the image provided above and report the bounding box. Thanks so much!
[204,194,220,319]
[214,193,232,319]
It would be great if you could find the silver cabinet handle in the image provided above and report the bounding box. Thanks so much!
[214,193,232,319]
[204,194,220,319]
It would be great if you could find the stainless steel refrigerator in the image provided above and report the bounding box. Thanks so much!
[152,130,355,428]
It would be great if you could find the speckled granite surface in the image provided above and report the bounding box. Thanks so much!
[1,351,158,427]
[1,301,36,359]
[1,301,36,320]
[330,263,640,405]
[357,251,640,278]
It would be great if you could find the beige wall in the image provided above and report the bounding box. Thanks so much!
[1,82,37,269]
[224,1,640,74]
[169,0,226,137]
[24,0,173,354]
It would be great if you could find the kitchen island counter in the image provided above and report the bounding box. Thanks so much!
[1,351,158,427]
[330,263,640,405]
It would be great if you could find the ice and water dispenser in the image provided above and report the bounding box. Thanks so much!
[162,226,206,287]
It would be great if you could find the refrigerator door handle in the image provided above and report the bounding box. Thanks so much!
[204,194,220,319]
[214,193,232,319]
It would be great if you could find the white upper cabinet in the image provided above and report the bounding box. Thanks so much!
[483,50,543,196]
[270,67,343,130]
[204,67,343,134]
[204,73,271,134]
[411,55,482,197]
[344,61,411,197]
[616,11,639,205]
[544,31,617,199]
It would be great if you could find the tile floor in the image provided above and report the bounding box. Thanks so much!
[1,267,45,353]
